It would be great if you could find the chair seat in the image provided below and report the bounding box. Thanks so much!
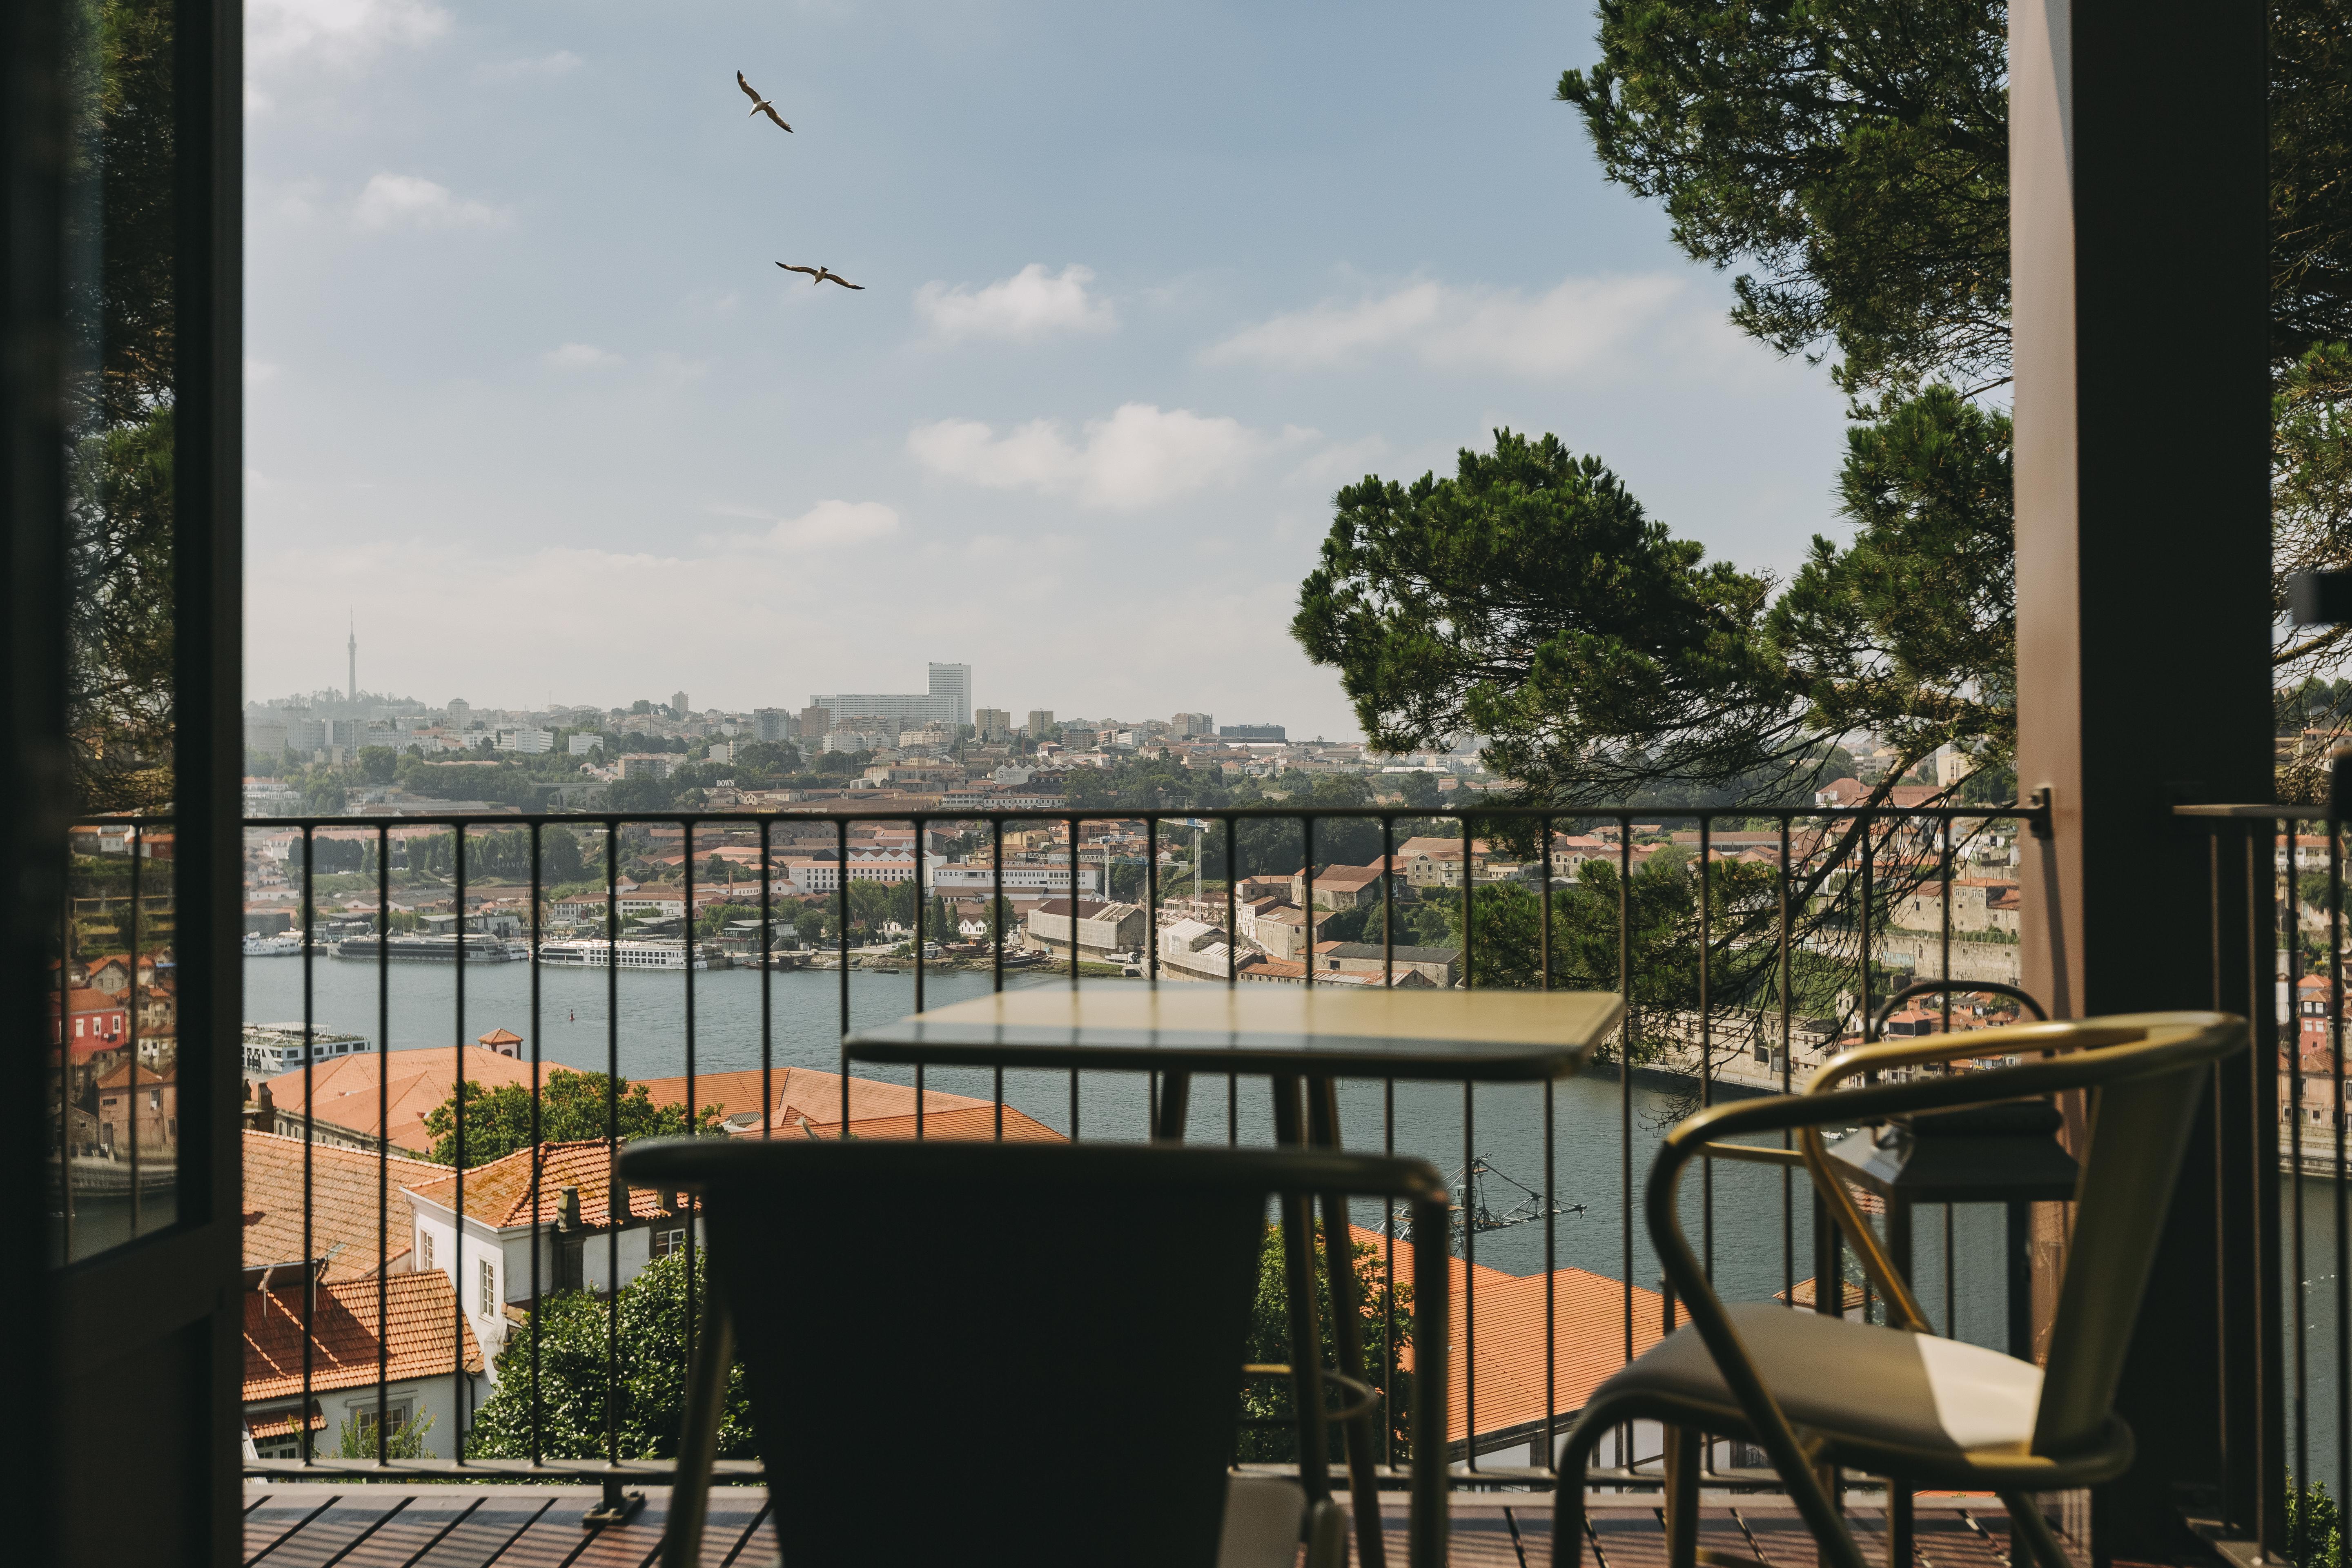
[1592,1303,2042,1463]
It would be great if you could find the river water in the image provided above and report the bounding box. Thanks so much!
[43,956,2343,1481]
[236,955,2030,1339]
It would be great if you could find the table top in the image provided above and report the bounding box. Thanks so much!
[844,986,1626,1081]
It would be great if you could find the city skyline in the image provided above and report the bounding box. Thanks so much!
[241,0,1851,740]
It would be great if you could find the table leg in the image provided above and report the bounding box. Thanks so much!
[1887,1196,1915,1568]
[2006,1201,2033,1567]
[1269,1075,1334,1506]
[1311,1076,1391,1568]
[1152,1069,1191,1143]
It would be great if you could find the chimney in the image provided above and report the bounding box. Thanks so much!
[555,1185,583,1233]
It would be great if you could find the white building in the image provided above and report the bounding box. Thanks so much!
[568,733,603,755]
[401,1140,700,1372]
[928,864,1102,900]
[241,1022,375,1082]
[809,661,973,732]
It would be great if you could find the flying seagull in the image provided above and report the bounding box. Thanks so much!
[736,71,792,131]
[777,262,864,290]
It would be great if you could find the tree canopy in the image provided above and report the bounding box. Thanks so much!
[421,1068,725,1168]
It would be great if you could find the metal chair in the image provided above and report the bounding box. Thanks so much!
[617,1138,1455,1568]
[1549,1011,2246,1568]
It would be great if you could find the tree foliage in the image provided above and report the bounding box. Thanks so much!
[1237,1226,1415,1463]
[1558,0,2010,399]
[421,1068,726,1168]
[466,1251,757,1462]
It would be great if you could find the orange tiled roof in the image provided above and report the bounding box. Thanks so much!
[243,1131,449,1280]
[243,1270,481,1403]
[1345,1225,1666,1443]
[94,1061,169,1091]
[401,1138,668,1230]
[264,1045,537,1156]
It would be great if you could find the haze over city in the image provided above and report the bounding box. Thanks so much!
[241,0,1851,731]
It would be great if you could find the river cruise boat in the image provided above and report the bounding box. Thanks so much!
[536,938,712,971]
[330,934,529,963]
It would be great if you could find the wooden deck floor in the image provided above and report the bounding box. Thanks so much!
[242,1483,2044,1567]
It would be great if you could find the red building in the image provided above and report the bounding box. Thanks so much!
[49,987,129,1059]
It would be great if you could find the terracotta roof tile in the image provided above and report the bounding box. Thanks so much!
[263,1045,537,1156]
[401,1138,668,1231]
[1345,1225,1666,1443]
[243,1271,481,1403]
[243,1131,449,1280]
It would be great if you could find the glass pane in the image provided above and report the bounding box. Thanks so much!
[53,0,180,1263]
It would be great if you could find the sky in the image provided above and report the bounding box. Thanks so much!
[243,0,1854,738]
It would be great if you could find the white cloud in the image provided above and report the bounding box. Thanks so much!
[1203,274,1689,377]
[353,173,503,231]
[543,343,621,371]
[763,499,901,549]
[481,50,585,81]
[247,0,450,76]
[907,402,1302,510]
[913,263,1116,343]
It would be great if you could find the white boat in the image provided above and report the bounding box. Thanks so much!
[242,932,302,956]
[537,938,711,971]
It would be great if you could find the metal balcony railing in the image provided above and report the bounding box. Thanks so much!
[60,797,2094,1513]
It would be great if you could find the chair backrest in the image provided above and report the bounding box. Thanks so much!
[2031,1012,2246,1455]
[618,1138,1442,1568]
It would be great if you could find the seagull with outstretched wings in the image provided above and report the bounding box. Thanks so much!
[736,71,792,131]
[777,263,864,291]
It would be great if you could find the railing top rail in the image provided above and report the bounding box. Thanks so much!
[2175,803,2334,822]
[201,800,2045,833]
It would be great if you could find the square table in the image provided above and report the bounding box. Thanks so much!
[847,984,1626,1568]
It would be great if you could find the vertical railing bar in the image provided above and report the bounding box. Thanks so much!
[56,835,71,1267]
[912,817,924,1142]
[2289,815,2309,1544]
[760,817,773,1141]
[2333,804,2349,1523]
[1382,815,1394,990]
[1858,813,1874,1327]
[1618,815,1633,1352]
[1383,1075,1395,1470]
[528,822,544,1467]
[1147,816,1159,987]
[1069,814,1080,1140]
[301,824,316,1464]
[1942,817,1956,1336]
[376,821,391,1459]
[1541,811,1555,1471]
[993,817,1004,1142]
[126,823,140,1237]
[1779,813,1794,1312]
[1228,814,1238,1145]
[605,821,621,1474]
[683,817,698,1365]
[1460,808,1473,991]
[1700,814,1713,1286]
[452,824,468,1458]
[1303,816,1316,991]
[837,817,849,1131]
[1463,1075,1476,1472]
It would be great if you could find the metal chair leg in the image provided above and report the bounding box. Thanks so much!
[2000,1491,2076,1568]
[1549,1417,1606,1568]
[661,1296,734,1568]
[1888,1481,1913,1568]
[1665,1426,1700,1568]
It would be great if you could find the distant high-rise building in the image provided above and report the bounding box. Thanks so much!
[753,708,793,743]
[809,663,973,733]
[1218,724,1285,742]
[670,690,690,716]
[1171,712,1214,737]
[1026,710,1054,736]
[975,707,1012,743]
[798,705,833,739]
[447,698,470,725]
[347,615,357,704]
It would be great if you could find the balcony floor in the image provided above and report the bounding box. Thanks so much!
[242,1483,2059,1566]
